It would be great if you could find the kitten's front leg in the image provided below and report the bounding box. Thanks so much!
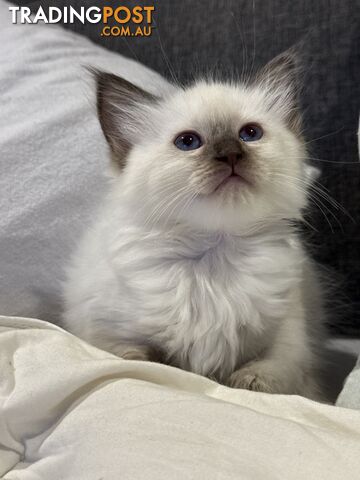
[228,289,323,400]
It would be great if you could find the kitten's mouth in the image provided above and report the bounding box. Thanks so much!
[213,172,251,192]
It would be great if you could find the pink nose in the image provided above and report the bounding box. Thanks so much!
[215,152,242,167]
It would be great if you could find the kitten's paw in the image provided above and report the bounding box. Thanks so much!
[121,347,151,361]
[228,363,284,394]
[113,345,161,362]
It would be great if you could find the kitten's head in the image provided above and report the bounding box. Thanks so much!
[96,50,315,233]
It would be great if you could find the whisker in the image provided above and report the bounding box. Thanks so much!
[271,177,335,232]
[275,170,354,222]
[303,127,345,146]
[230,10,249,84]
[152,17,180,86]
[271,173,346,232]
[249,0,257,81]
[306,156,359,165]
[174,190,199,224]
[143,184,194,227]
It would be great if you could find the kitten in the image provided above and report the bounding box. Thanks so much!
[63,50,325,400]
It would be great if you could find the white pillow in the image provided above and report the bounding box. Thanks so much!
[0,1,169,321]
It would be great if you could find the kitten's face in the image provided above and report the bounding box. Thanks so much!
[97,51,313,232]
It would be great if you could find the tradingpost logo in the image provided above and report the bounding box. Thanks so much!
[9,5,155,37]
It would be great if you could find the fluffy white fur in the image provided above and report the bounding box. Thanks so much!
[63,52,325,399]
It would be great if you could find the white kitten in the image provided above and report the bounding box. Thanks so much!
[63,51,325,400]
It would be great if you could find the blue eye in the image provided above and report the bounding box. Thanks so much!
[239,124,263,142]
[174,132,202,151]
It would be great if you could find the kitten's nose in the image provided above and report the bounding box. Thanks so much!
[215,152,242,167]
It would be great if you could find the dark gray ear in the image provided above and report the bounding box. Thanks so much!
[95,71,157,167]
[255,49,302,133]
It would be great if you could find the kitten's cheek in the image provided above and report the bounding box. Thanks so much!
[188,174,218,196]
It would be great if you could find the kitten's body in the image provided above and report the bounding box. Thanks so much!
[64,206,322,397]
[63,52,326,399]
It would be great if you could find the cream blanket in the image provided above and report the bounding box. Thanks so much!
[1,315,359,479]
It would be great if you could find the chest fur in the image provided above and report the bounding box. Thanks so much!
[109,230,302,381]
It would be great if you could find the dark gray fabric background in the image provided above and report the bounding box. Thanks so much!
[15,0,360,334]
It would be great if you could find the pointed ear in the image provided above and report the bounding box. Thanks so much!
[255,49,302,134]
[95,70,157,167]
